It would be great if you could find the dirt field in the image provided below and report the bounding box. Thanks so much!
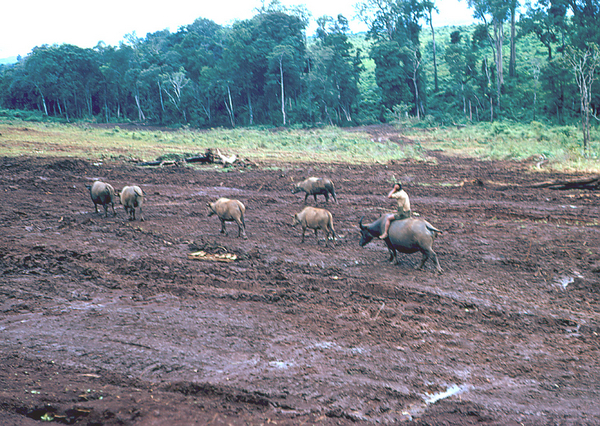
[1,129,600,425]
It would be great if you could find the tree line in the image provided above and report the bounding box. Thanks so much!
[1,0,600,138]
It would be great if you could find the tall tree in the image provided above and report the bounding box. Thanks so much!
[423,0,440,92]
[468,0,511,111]
[508,0,519,77]
[564,44,600,153]
[444,30,479,120]
[357,0,425,117]
[311,15,361,124]
[254,9,307,125]
[520,0,568,60]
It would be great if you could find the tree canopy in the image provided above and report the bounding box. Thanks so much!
[1,0,600,134]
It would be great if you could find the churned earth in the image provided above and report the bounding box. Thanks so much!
[1,127,599,425]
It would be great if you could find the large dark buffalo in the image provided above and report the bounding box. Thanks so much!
[359,214,443,273]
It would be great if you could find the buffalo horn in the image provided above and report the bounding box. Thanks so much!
[359,216,365,229]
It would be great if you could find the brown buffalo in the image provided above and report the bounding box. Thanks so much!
[85,181,117,218]
[292,206,336,247]
[119,185,145,221]
[292,177,337,204]
[207,198,247,239]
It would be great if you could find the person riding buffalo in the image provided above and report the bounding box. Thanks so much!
[379,182,411,240]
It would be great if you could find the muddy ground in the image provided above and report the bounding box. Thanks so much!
[1,130,600,425]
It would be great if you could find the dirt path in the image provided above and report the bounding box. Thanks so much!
[1,150,599,425]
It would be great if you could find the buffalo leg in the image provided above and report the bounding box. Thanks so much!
[111,202,116,217]
[430,250,443,273]
[304,194,309,204]
[220,219,227,234]
[328,228,335,247]
[314,229,323,246]
[418,252,429,270]
[313,194,318,204]
[236,219,247,239]
[419,249,443,273]
[384,240,397,264]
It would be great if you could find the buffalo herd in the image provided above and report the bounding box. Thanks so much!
[86,175,443,272]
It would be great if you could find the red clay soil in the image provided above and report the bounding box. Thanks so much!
[1,137,599,425]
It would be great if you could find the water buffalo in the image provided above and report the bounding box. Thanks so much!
[292,177,337,204]
[119,185,145,221]
[85,181,117,218]
[359,214,443,273]
[207,198,247,239]
[292,206,336,247]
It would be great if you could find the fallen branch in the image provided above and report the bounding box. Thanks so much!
[188,250,237,263]
[529,176,600,190]
[216,148,237,166]
[138,149,217,167]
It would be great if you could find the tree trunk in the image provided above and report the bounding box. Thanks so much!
[410,49,422,119]
[134,92,145,122]
[35,84,48,115]
[429,10,439,92]
[158,80,165,112]
[568,47,600,154]
[530,176,600,190]
[509,2,517,78]
[413,74,420,119]
[224,85,235,128]
[63,98,70,123]
[279,54,286,126]
[494,19,504,110]
[104,89,109,123]
[247,89,254,126]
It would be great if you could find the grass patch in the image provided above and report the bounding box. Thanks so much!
[425,121,600,173]
[0,121,425,164]
[0,118,598,172]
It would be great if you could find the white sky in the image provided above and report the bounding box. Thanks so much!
[0,0,475,59]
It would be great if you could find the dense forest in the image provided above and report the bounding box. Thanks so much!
[1,0,600,138]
